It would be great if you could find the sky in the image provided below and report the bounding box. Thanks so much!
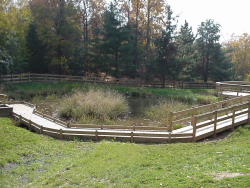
[167,0,250,42]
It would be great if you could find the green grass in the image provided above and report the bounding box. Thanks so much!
[1,83,220,104]
[1,118,250,187]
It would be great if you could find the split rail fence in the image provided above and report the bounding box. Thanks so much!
[0,73,215,89]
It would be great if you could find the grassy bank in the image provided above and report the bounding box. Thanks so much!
[1,118,250,187]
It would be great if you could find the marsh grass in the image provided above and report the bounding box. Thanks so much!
[57,88,129,122]
[145,99,190,127]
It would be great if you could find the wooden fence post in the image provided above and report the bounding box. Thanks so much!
[32,74,34,83]
[95,130,98,141]
[20,73,22,84]
[40,126,43,134]
[169,112,173,132]
[231,106,236,131]
[11,74,13,83]
[28,74,30,84]
[58,74,59,83]
[29,120,31,131]
[45,74,47,83]
[213,111,217,138]
[168,133,171,143]
[130,131,134,143]
[60,129,63,139]
[237,85,239,96]
[192,116,197,142]
[19,115,22,124]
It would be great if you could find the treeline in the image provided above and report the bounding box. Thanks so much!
[0,0,236,84]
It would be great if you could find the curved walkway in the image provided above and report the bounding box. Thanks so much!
[3,81,250,143]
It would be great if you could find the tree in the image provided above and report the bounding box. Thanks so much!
[196,19,220,82]
[153,7,179,87]
[0,0,32,73]
[196,19,232,82]
[93,2,123,78]
[30,0,82,74]
[224,33,250,80]
[26,23,49,73]
[176,21,197,80]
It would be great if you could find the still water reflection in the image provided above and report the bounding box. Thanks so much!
[127,96,159,117]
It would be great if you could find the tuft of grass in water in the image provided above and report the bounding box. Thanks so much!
[145,99,190,127]
[57,88,129,122]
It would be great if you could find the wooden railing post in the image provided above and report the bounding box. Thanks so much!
[130,131,134,143]
[213,111,217,138]
[169,112,173,132]
[40,126,43,134]
[28,74,30,84]
[29,120,31,131]
[19,114,22,123]
[237,85,239,96]
[11,74,13,83]
[95,130,98,141]
[231,106,236,131]
[60,129,63,139]
[226,101,229,115]
[45,74,47,83]
[248,101,250,124]
[168,133,171,143]
[20,73,22,84]
[32,74,34,83]
[192,116,197,142]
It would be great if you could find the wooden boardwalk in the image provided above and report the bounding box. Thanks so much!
[7,98,250,143]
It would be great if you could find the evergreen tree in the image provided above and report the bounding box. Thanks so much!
[153,7,179,87]
[26,23,49,73]
[176,21,197,81]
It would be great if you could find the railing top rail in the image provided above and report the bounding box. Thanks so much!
[173,95,249,116]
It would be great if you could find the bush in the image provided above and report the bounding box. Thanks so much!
[57,88,129,122]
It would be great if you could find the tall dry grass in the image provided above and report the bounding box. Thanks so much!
[57,88,129,122]
[145,99,190,127]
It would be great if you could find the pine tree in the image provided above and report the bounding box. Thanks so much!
[153,7,179,87]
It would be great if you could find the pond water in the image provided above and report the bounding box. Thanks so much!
[127,97,159,117]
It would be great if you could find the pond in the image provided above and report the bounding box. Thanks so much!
[127,96,159,117]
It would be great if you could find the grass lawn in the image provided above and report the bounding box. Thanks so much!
[1,118,250,187]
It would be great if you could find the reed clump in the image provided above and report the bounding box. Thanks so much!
[57,88,129,122]
[145,99,190,126]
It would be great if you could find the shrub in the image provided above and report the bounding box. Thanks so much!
[57,88,129,121]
